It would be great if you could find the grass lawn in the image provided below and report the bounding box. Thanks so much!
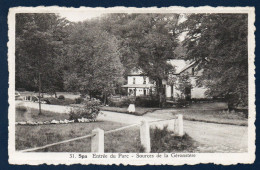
[177,109,248,126]
[16,123,197,152]
[16,121,128,152]
[16,106,70,122]
[152,108,248,126]
[100,106,158,116]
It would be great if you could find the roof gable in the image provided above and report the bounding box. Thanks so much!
[167,59,197,74]
[128,59,197,75]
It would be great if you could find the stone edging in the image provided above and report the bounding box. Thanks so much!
[16,118,92,125]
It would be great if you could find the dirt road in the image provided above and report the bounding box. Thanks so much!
[16,101,248,152]
[100,110,248,152]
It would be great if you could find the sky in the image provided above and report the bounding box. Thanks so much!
[58,12,186,23]
[58,12,104,22]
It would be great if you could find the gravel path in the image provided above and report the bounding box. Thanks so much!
[16,101,248,152]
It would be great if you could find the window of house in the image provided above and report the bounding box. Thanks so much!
[133,77,136,84]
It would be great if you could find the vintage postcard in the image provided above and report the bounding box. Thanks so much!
[8,6,255,165]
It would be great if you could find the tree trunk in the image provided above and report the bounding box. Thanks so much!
[103,93,107,105]
[38,73,42,115]
[157,78,166,108]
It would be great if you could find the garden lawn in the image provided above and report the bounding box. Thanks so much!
[149,108,248,126]
[100,106,158,116]
[174,109,248,126]
[16,106,70,122]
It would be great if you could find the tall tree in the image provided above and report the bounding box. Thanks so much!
[180,14,248,108]
[134,14,180,107]
[63,21,124,103]
[100,14,181,106]
[15,13,69,96]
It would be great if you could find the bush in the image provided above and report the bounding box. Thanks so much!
[69,99,101,121]
[150,126,196,152]
[31,96,39,102]
[58,95,65,100]
[108,96,160,108]
[135,96,159,107]
[108,96,134,107]
[175,98,189,108]
[16,105,27,112]
[43,97,75,106]
[75,97,84,104]
[80,94,86,98]
[42,98,51,104]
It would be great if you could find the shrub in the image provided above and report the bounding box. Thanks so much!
[58,95,65,100]
[42,98,51,104]
[108,96,134,107]
[31,96,39,102]
[16,105,27,112]
[44,97,75,106]
[69,98,101,122]
[75,97,84,104]
[80,94,86,98]
[135,96,159,107]
[175,98,189,108]
[150,126,196,153]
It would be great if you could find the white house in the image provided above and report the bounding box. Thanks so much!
[121,68,155,96]
[122,59,207,99]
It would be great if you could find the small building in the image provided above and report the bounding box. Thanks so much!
[121,68,155,96]
[122,60,207,99]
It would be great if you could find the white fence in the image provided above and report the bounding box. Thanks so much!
[18,115,184,153]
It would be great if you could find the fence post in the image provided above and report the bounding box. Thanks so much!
[175,114,184,136]
[140,120,151,153]
[168,119,175,132]
[91,128,104,153]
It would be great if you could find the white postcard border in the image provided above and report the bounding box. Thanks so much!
[8,6,256,165]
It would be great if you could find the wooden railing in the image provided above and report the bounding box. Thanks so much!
[18,115,184,153]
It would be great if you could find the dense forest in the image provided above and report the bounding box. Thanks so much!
[15,13,248,107]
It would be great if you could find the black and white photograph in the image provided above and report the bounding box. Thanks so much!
[8,7,255,165]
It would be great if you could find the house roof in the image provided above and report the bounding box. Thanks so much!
[128,59,197,76]
[166,59,197,74]
[176,61,197,74]
[127,68,145,76]
[166,59,187,74]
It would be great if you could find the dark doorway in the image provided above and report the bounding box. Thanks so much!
[171,85,174,99]
[184,86,191,100]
